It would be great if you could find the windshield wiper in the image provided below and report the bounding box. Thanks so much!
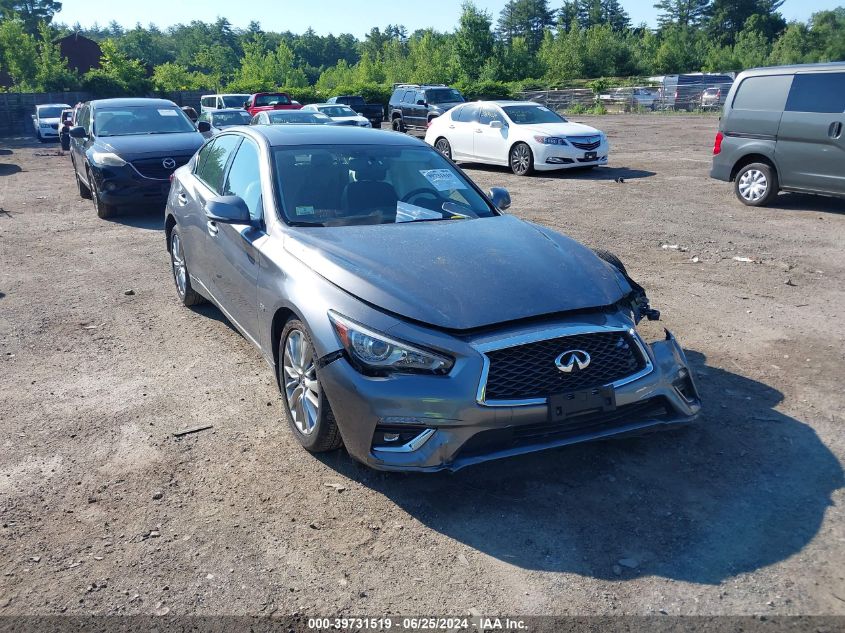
[287,220,325,227]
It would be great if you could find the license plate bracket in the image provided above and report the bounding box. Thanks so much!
[548,386,616,423]
[584,151,597,161]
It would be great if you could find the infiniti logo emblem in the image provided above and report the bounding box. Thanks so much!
[162,157,176,169]
[555,350,591,373]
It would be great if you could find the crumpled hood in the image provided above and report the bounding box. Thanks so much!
[285,215,629,330]
[96,132,205,161]
[522,121,602,138]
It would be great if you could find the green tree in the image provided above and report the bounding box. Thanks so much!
[708,0,784,46]
[497,0,555,51]
[0,0,61,33]
[34,21,77,90]
[809,8,845,62]
[654,0,711,28]
[152,62,208,91]
[0,18,37,88]
[768,22,813,65]
[82,39,150,97]
[453,1,495,81]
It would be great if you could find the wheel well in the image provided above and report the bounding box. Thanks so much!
[730,154,776,182]
[391,111,402,120]
[509,140,530,156]
[270,307,296,376]
[164,214,176,252]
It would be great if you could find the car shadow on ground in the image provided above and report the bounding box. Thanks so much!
[318,349,843,585]
[769,192,845,214]
[102,207,164,230]
[191,302,242,337]
[0,163,21,176]
[460,163,655,182]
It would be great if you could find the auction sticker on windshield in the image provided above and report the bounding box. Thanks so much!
[158,109,178,116]
[420,169,466,192]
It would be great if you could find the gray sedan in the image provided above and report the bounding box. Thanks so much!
[164,126,700,471]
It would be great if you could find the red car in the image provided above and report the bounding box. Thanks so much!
[244,92,301,117]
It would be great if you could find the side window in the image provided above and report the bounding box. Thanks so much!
[194,135,241,194]
[402,90,416,104]
[786,73,845,114]
[456,104,480,123]
[223,139,263,223]
[479,107,503,125]
[416,91,426,104]
[201,97,211,108]
[732,75,792,112]
[450,106,464,121]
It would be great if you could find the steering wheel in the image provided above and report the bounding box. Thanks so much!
[401,188,444,206]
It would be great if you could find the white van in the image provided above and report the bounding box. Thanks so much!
[199,94,250,113]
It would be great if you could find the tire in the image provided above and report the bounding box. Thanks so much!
[592,248,628,275]
[734,162,779,207]
[88,167,115,219]
[391,117,405,133]
[510,142,534,176]
[434,137,452,160]
[74,160,91,199]
[169,226,204,307]
[279,320,343,453]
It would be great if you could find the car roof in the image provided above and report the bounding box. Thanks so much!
[246,125,427,148]
[37,103,72,108]
[212,108,250,113]
[90,98,178,108]
[741,61,845,76]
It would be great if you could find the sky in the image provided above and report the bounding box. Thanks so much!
[55,0,838,37]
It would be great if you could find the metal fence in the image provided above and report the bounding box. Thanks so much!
[0,90,209,137]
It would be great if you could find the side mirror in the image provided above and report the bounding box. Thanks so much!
[69,126,87,139]
[490,120,504,129]
[197,121,211,133]
[205,195,251,224]
[243,102,250,109]
[31,114,36,120]
[489,187,511,211]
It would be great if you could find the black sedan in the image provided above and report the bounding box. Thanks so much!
[69,98,210,218]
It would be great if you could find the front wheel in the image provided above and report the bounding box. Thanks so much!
[434,137,452,160]
[169,226,204,306]
[735,162,779,207]
[89,168,116,219]
[391,117,405,133]
[510,142,534,176]
[74,159,91,199]
[279,320,343,453]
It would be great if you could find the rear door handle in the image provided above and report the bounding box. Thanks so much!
[448,125,455,129]
[829,121,843,139]
[206,220,219,236]
[475,129,483,133]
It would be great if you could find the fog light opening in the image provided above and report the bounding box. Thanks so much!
[372,426,435,453]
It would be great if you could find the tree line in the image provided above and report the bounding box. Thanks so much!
[0,0,842,102]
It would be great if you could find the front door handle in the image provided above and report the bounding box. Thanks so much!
[206,220,219,236]
[475,129,483,133]
[829,121,843,139]
[177,192,188,206]
[448,125,455,129]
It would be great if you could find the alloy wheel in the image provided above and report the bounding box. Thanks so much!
[170,232,187,299]
[738,169,768,202]
[282,329,320,436]
[434,138,452,159]
[511,144,531,175]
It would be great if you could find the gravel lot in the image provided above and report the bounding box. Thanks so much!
[1,114,844,619]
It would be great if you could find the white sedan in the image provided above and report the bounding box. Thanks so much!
[301,104,371,127]
[424,101,609,176]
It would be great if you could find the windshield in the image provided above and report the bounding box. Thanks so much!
[94,106,196,136]
[319,106,357,118]
[425,89,464,104]
[38,106,64,119]
[221,95,249,108]
[273,145,496,227]
[255,93,292,107]
[268,112,331,125]
[212,111,251,127]
[502,105,567,124]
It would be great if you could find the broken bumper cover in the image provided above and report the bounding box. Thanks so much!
[319,330,701,472]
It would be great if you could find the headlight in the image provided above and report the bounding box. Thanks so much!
[90,151,126,167]
[533,136,568,146]
[328,311,453,375]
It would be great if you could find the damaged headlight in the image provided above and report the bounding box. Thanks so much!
[328,311,453,375]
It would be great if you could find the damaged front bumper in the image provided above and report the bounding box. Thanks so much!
[319,319,701,472]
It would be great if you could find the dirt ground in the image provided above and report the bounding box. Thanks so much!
[1,115,844,620]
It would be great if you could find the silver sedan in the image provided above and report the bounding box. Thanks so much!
[164,125,700,471]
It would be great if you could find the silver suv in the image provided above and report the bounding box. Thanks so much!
[710,62,845,206]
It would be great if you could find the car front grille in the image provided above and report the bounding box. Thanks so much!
[481,330,648,402]
[130,156,191,180]
[457,397,672,459]
[569,137,601,151]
